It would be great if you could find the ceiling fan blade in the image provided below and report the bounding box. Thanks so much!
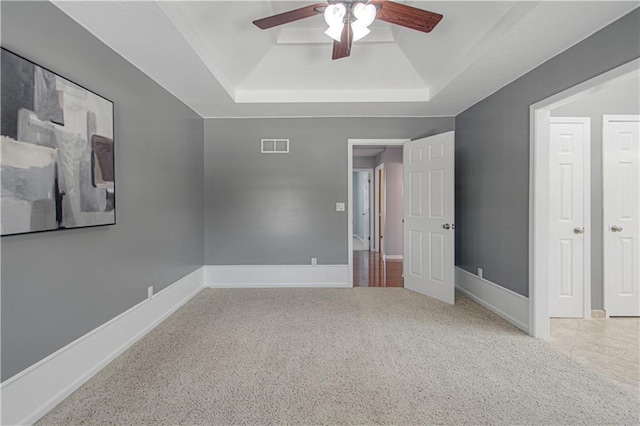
[253,3,327,29]
[332,22,353,60]
[372,0,443,33]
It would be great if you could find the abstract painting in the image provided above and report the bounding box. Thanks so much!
[1,48,115,236]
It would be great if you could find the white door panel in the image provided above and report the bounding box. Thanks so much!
[549,118,590,318]
[604,116,640,316]
[403,131,455,304]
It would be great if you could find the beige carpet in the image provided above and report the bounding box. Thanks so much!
[38,289,639,425]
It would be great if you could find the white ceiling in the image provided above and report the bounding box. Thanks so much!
[53,1,638,118]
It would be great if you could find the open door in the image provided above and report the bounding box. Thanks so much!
[403,131,455,304]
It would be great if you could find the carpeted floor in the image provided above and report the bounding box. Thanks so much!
[38,289,639,425]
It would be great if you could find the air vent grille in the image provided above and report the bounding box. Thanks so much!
[261,139,289,153]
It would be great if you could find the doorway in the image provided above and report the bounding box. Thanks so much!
[347,134,456,303]
[351,142,404,287]
[530,58,640,338]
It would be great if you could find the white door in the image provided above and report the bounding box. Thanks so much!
[403,131,455,304]
[549,118,590,318]
[604,115,640,316]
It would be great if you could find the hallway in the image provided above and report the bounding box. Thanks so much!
[353,251,403,287]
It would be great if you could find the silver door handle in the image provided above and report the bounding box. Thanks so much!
[443,223,451,230]
[611,225,623,232]
[573,227,584,234]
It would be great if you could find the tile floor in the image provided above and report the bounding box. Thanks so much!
[549,317,639,397]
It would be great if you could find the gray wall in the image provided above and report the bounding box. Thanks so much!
[551,75,640,309]
[353,156,376,169]
[1,2,204,380]
[375,148,404,257]
[204,117,454,265]
[454,7,640,298]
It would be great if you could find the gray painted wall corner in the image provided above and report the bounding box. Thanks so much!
[1,1,205,380]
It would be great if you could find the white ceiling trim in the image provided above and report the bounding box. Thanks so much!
[234,88,430,103]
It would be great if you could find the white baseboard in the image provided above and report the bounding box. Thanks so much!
[1,267,204,426]
[455,267,529,333]
[205,265,349,288]
[353,234,366,244]
[383,254,403,260]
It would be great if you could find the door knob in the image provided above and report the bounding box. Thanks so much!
[573,227,584,234]
[443,223,451,230]
[611,225,623,232]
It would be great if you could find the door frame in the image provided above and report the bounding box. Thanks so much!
[347,139,409,287]
[374,163,384,253]
[353,167,374,250]
[548,116,591,319]
[529,58,639,338]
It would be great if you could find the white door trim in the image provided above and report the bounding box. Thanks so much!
[348,139,409,287]
[529,58,640,338]
[354,168,374,250]
[549,117,591,319]
[374,163,384,253]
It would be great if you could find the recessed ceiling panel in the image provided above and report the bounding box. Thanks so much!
[53,1,639,118]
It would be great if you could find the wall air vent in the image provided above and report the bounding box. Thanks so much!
[261,139,289,154]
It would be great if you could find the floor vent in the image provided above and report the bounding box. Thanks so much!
[261,139,289,153]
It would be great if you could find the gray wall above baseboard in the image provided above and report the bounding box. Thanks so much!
[1,1,204,381]
[454,7,640,299]
[203,117,454,265]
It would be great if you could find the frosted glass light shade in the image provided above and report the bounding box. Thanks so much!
[324,3,346,26]
[353,3,376,27]
[325,23,344,42]
[351,22,371,42]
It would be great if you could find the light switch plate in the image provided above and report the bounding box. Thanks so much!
[336,202,345,212]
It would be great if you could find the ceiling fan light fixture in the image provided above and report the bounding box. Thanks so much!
[324,23,344,42]
[351,22,371,42]
[352,2,377,27]
[324,3,346,26]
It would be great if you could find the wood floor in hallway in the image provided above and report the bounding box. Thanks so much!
[353,251,403,287]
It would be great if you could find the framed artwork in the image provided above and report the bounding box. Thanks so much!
[1,48,115,236]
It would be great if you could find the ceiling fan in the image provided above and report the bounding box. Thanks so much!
[253,1,443,60]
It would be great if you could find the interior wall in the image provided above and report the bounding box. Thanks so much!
[375,147,404,257]
[353,156,376,169]
[1,1,204,381]
[551,75,640,309]
[352,172,364,239]
[204,117,453,265]
[454,7,640,298]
